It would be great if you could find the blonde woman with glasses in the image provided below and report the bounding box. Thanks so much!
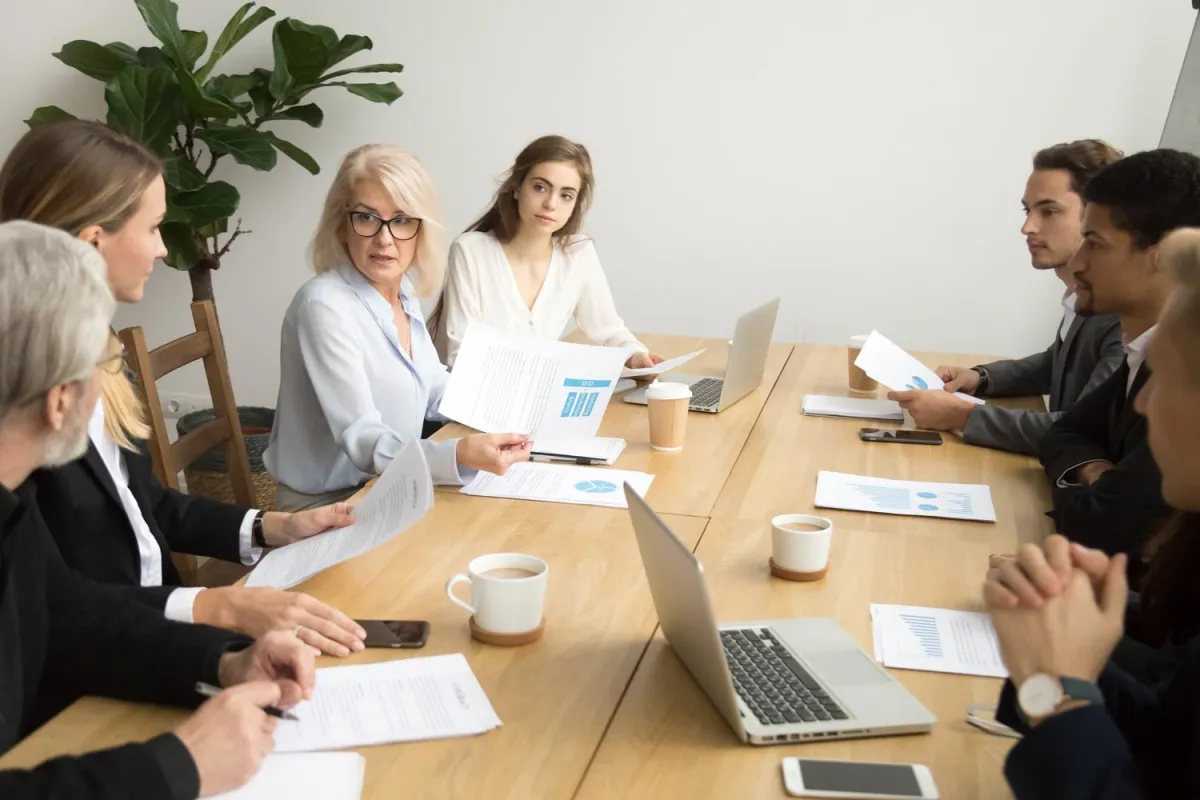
[264,144,530,511]
[0,121,367,658]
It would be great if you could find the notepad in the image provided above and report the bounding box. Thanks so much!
[461,461,654,508]
[802,394,904,422]
[530,436,626,465]
[815,471,997,522]
[870,604,1007,678]
[209,753,365,799]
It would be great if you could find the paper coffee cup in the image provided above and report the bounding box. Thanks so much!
[645,381,691,452]
[770,514,833,579]
[446,553,548,636]
[848,334,879,395]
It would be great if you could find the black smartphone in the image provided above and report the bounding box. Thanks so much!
[859,428,943,446]
[357,620,430,649]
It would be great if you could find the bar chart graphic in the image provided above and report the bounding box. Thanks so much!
[898,613,944,658]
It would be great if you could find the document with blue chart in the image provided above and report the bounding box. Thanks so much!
[870,604,1007,678]
[814,471,996,522]
[460,461,654,508]
[853,330,985,405]
[438,323,628,438]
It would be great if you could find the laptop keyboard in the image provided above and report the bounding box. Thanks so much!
[689,378,724,410]
[721,629,848,726]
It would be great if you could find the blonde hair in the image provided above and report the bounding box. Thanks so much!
[311,144,446,297]
[0,120,160,449]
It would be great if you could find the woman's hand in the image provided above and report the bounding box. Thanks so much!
[262,504,356,547]
[456,433,531,476]
[984,535,1113,609]
[195,587,367,657]
[625,352,665,370]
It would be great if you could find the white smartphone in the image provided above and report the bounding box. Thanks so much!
[782,758,939,799]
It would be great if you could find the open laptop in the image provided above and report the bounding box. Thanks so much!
[624,484,935,745]
[623,298,780,413]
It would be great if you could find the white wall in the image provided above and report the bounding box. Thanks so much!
[0,0,1193,408]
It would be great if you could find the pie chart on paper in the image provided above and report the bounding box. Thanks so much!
[574,480,617,494]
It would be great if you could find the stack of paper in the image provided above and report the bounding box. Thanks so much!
[620,350,704,378]
[853,331,985,405]
[870,604,1007,678]
[802,394,903,422]
[274,654,501,753]
[814,471,997,522]
[211,753,365,799]
[461,461,653,509]
[246,441,434,589]
[530,436,626,465]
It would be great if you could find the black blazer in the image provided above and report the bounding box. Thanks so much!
[0,480,250,799]
[29,442,250,608]
[996,653,1200,799]
[1039,363,1171,561]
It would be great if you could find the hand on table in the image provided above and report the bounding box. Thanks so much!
[218,629,316,705]
[935,365,980,394]
[886,389,976,431]
[457,433,532,475]
[261,504,356,547]
[174,681,282,797]
[195,587,366,657]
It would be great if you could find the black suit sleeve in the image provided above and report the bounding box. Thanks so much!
[0,734,199,800]
[143,462,250,563]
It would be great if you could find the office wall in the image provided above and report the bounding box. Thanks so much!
[0,0,1192,408]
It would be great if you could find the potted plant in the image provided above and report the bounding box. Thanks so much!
[25,0,403,507]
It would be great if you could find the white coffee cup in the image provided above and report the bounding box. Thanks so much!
[446,553,548,635]
[770,514,833,576]
[645,381,692,452]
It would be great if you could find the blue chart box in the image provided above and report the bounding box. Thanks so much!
[571,393,591,417]
[582,392,599,416]
[561,392,578,417]
[564,378,613,389]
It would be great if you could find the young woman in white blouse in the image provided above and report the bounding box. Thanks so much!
[434,135,664,368]
[265,144,530,510]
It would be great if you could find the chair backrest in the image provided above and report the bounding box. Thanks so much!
[119,300,254,585]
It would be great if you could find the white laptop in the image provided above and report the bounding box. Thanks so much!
[624,298,780,413]
[625,484,935,745]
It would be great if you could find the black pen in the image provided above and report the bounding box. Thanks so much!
[194,681,300,721]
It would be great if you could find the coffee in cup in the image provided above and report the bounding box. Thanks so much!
[446,553,548,645]
[769,514,833,582]
[645,381,691,452]
[848,334,879,395]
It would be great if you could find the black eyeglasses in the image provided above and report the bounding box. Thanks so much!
[347,211,422,241]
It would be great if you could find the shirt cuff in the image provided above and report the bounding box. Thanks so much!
[1056,460,1108,488]
[425,438,474,486]
[164,587,207,623]
[238,509,262,565]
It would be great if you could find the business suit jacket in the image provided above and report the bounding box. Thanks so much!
[963,312,1123,456]
[1040,363,1171,561]
[0,480,250,799]
[995,654,1200,799]
[28,442,249,608]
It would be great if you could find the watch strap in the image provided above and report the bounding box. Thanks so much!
[971,366,991,397]
[1060,676,1104,706]
[252,511,267,549]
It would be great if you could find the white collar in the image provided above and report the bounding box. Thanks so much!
[1062,291,1078,312]
[1123,324,1158,357]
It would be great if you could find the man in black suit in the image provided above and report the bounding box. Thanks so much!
[0,221,315,798]
[1039,149,1200,562]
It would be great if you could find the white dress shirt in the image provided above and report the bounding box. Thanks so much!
[1059,291,1078,342]
[88,404,259,622]
[264,265,466,494]
[1124,324,1157,397]
[438,231,647,366]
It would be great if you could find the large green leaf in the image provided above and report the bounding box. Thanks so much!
[163,155,206,191]
[177,68,241,120]
[160,221,203,270]
[271,18,331,98]
[25,106,78,128]
[268,102,322,127]
[326,34,371,69]
[105,65,183,155]
[198,2,276,82]
[320,62,404,81]
[249,68,275,117]
[327,81,402,104]
[137,47,169,68]
[182,30,208,68]
[133,0,190,68]
[264,131,319,175]
[53,40,139,82]
[105,42,140,62]
[207,72,261,100]
[196,127,277,170]
[171,181,240,228]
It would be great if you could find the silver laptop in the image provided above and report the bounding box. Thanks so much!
[625,484,935,746]
[624,298,780,413]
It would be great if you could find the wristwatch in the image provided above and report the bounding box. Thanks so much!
[252,511,267,549]
[970,366,991,397]
[1018,674,1103,721]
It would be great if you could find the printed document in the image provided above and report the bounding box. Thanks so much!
[853,331,985,405]
[461,461,654,508]
[801,395,903,422]
[815,471,996,522]
[438,323,627,438]
[870,604,1007,678]
[621,349,704,378]
[273,654,501,753]
[210,753,365,799]
[245,442,433,589]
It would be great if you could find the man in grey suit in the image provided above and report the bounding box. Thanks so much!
[890,140,1125,456]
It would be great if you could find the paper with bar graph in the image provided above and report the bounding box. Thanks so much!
[869,604,1007,678]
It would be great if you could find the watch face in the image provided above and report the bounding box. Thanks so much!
[1019,673,1062,717]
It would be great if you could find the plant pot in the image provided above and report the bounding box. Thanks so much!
[177,406,277,510]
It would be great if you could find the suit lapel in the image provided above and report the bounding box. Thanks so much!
[1050,314,1085,405]
[80,442,122,507]
[1114,364,1151,445]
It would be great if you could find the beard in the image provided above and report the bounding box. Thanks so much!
[41,402,92,468]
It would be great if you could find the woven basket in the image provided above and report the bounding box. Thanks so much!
[177,406,277,511]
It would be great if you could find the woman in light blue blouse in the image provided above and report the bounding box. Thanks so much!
[265,145,531,510]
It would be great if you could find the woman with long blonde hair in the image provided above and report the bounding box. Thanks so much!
[1,120,366,657]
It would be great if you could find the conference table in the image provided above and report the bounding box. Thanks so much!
[0,334,1053,799]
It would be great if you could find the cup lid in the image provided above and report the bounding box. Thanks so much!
[848,334,871,347]
[645,381,693,401]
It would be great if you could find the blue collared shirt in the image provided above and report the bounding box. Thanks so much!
[264,264,466,493]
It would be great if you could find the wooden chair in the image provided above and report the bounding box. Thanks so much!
[119,300,254,587]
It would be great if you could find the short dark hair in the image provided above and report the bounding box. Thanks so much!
[1083,148,1200,250]
[1032,139,1124,196]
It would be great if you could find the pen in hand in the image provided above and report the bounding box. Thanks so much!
[194,681,300,721]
